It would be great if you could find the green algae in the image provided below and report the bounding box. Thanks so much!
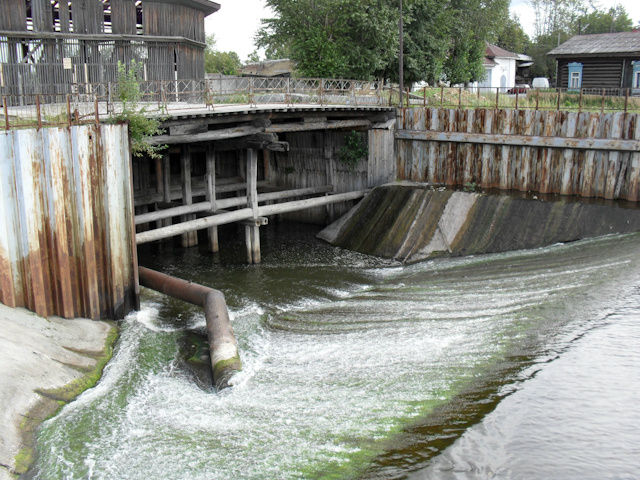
[13,322,119,476]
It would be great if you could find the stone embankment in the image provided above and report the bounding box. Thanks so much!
[0,304,117,479]
[319,183,640,263]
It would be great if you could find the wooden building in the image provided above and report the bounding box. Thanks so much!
[548,31,640,94]
[0,0,220,95]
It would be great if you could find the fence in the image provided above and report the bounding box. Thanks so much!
[396,107,640,202]
[401,86,640,113]
[0,76,389,129]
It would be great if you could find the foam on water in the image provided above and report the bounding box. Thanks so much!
[32,231,640,480]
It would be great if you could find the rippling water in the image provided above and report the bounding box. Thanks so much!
[32,224,640,479]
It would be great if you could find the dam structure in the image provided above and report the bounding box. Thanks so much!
[1,86,640,320]
[1,82,640,478]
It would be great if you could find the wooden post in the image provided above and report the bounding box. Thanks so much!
[180,145,198,247]
[601,88,606,113]
[557,89,561,111]
[3,96,8,130]
[458,86,462,108]
[578,88,583,112]
[246,148,260,263]
[162,154,172,228]
[324,133,335,221]
[36,94,42,129]
[624,88,629,113]
[495,88,499,109]
[206,143,219,253]
[154,156,163,229]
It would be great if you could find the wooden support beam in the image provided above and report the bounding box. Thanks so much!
[205,144,219,253]
[246,148,260,263]
[180,145,198,247]
[213,133,289,152]
[162,154,171,228]
[148,125,264,146]
[136,191,366,245]
[266,119,371,133]
[135,185,335,225]
[134,180,271,206]
[395,129,640,152]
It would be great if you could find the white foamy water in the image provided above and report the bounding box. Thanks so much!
[32,231,640,480]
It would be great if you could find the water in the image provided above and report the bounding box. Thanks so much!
[32,223,640,479]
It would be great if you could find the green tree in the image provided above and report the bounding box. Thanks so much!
[443,0,510,84]
[575,6,634,34]
[494,15,530,54]
[257,0,511,84]
[204,34,243,75]
[257,0,398,79]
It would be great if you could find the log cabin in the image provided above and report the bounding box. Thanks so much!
[548,31,640,95]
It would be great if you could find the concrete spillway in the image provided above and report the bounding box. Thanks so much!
[318,183,640,263]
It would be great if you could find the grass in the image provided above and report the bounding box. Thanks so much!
[406,87,640,113]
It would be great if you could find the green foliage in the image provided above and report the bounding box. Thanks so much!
[339,131,367,170]
[576,6,634,34]
[204,34,243,75]
[257,0,511,85]
[111,61,166,159]
[493,15,530,55]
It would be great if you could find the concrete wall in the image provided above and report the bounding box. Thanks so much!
[0,124,138,320]
[319,184,640,263]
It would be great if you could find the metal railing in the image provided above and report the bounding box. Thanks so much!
[4,79,639,130]
[400,86,640,113]
[1,76,390,129]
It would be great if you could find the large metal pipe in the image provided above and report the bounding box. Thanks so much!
[137,266,241,390]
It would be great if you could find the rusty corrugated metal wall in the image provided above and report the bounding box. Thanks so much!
[397,108,640,201]
[0,124,138,320]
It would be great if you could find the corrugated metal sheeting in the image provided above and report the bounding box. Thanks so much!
[0,124,138,320]
[397,108,640,201]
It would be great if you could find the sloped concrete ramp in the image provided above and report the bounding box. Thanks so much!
[318,183,640,263]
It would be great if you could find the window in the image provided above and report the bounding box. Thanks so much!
[633,61,640,91]
[570,71,581,89]
[567,62,582,91]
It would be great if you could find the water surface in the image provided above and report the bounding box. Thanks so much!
[32,224,640,479]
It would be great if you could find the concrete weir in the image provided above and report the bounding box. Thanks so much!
[319,183,640,263]
[137,267,241,389]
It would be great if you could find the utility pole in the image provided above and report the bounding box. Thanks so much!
[399,0,404,107]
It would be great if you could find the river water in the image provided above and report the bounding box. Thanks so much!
[32,223,640,479]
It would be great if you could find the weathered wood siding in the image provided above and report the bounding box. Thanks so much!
[397,107,640,201]
[558,57,625,90]
[368,126,396,187]
[143,2,205,43]
[268,131,370,223]
[0,124,138,320]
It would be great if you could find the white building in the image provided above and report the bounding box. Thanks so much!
[478,43,519,91]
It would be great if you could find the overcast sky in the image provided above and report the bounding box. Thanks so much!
[205,0,640,62]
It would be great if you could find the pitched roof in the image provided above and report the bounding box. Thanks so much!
[483,57,497,67]
[548,31,640,56]
[485,43,518,59]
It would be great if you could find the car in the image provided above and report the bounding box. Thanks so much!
[507,84,530,94]
[532,77,550,89]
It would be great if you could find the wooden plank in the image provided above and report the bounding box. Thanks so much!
[180,145,197,247]
[395,129,640,152]
[246,148,260,263]
[205,143,218,252]
[266,119,371,133]
[148,125,263,145]
[136,191,367,245]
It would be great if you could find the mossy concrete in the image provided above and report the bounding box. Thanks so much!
[319,183,640,262]
[0,304,118,479]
